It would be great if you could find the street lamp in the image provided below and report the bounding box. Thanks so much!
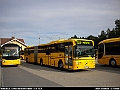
[39,37,40,45]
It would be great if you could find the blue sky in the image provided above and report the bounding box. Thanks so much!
[0,0,120,45]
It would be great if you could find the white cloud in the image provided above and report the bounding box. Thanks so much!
[0,0,120,45]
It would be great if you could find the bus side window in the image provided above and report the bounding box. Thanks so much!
[99,44,104,53]
[105,42,120,55]
[59,43,65,52]
[28,50,30,55]
[55,44,59,52]
[46,49,50,55]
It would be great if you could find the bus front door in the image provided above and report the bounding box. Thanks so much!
[65,45,73,69]
[98,43,104,64]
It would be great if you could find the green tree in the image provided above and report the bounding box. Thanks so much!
[109,28,116,38]
[115,19,120,37]
[70,35,78,39]
[98,30,107,42]
[87,35,98,49]
[106,28,111,38]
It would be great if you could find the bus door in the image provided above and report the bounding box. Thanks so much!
[65,45,73,69]
[46,48,50,65]
[98,43,104,63]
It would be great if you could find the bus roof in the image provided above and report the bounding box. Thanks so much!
[68,38,93,42]
[25,45,34,49]
[98,37,120,44]
[38,38,94,46]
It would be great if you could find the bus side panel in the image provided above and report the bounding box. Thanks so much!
[105,55,120,66]
[24,51,28,62]
[46,55,50,66]
[37,53,46,65]
[98,59,102,65]
[26,53,31,63]
[116,56,120,65]
[102,55,111,65]
[98,55,107,65]
[50,53,54,66]
[98,55,120,66]
[50,52,65,67]
[29,53,34,63]
[24,54,28,62]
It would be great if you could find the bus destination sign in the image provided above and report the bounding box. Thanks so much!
[77,40,93,45]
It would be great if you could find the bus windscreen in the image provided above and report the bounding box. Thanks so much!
[3,47,19,57]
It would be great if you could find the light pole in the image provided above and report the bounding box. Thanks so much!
[38,30,40,45]
[39,37,40,45]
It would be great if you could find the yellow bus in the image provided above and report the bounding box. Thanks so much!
[24,39,95,70]
[98,37,120,67]
[1,43,21,66]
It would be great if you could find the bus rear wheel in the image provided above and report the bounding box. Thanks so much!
[26,58,28,63]
[109,59,116,67]
[58,61,63,70]
[40,59,43,66]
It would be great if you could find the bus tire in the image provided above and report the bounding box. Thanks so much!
[40,59,43,66]
[58,60,63,70]
[26,58,28,63]
[109,59,116,67]
[21,56,23,60]
[16,65,18,67]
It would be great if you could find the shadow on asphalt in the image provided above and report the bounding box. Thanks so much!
[95,64,120,74]
[20,60,90,73]
[1,65,18,67]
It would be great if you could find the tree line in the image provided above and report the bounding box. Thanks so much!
[70,19,120,49]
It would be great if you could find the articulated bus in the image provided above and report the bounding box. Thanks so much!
[1,43,21,66]
[98,37,120,67]
[24,39,95,70]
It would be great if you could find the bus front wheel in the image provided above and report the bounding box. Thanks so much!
[109,59,116,67]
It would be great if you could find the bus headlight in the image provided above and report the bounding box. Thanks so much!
[76,62,78,64]
[93,61,95,64]
[2,60,5,63]
[76,62,81,65]
[18,60,21,62]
